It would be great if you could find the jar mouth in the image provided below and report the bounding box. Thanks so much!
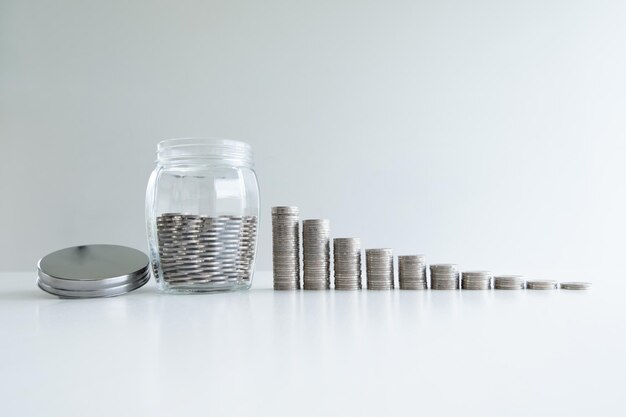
[157,137,254,167]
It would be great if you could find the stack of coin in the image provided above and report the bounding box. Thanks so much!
[461,271,493,290]
[398,255,427,289]
[526,280,558,290]
[238,216,258,283]
[560,282,592,290]
[494,275,526,290]
[430,264,460,290]
[302,219,331,290]
[333,238,362,290]
[366,248,394,290]
[156,213,258,287]
[272,206,301,290]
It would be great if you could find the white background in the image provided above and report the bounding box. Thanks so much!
[2,0,626,280]
[2,272,625,417]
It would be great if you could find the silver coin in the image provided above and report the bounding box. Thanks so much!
[462,270,492,276]
[560,281,592,290]
[494,275,525,290]
[272,206,299,215]
[430,263,458,269]
[272,206,301,290]
[527,280,558,290]
[302,218,331,290]
[155,213,257,288]
[398,255,426,263]
[398,254,427,290]
[365,248,394,290]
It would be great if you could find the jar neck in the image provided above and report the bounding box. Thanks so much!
[156,138,254,169]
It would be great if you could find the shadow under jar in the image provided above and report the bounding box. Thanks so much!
[146,138,260,293]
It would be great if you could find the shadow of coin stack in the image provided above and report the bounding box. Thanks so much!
[366,248,394,290]
[461,271,493,290]
[398,255,428,289]
[430,264,460,290]
[302,219,331,290]
[333,238,362,290]
[271,207,301,290]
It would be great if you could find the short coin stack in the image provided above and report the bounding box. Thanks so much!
[494,275,526,290]
[560,282,592,290]
[271,206,301,290]
[157,213,258,287]
[398,255,428,289]
[302,219,331,290]
[461,271,493,290]
[366,249,394,290]
[333,238,362,290]
[430,264,460,290]
[526,280,558,290]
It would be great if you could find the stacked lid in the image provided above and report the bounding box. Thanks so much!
[37,244,150,298]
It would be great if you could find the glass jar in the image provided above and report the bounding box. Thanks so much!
[145,138,260,293]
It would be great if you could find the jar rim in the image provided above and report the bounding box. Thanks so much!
[157,137,254,167]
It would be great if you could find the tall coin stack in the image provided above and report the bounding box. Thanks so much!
[366,248,394,290]
[272,206,301,290]
[430,264,460,290]
[398,255,428,289]
[333,238,362,290]
[494,275,526,290]
[461,271,493,290]
[302,219,331,290]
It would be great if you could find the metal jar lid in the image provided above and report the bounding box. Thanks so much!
[37,244,150,298]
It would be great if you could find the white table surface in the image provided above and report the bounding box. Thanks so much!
[0,271,624,417]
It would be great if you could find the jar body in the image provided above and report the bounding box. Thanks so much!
[146,139,259,293]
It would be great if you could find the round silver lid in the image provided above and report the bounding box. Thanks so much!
[37,244,150,298]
